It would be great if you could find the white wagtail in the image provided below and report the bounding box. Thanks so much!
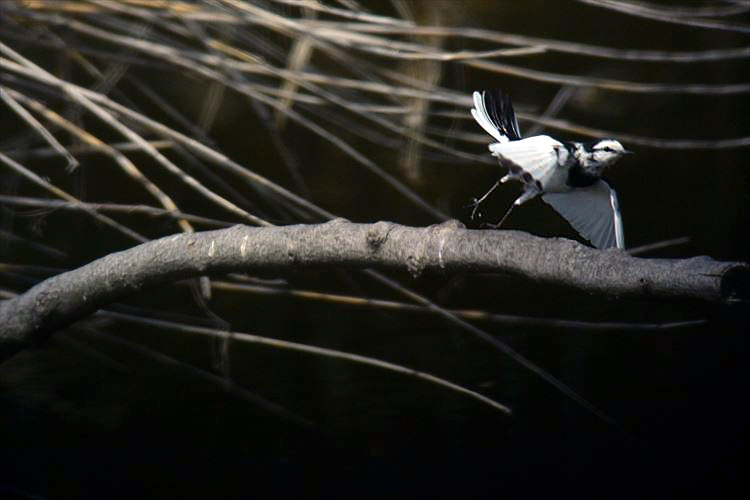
[470,90,629,249]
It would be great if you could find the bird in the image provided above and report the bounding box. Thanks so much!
[470,89,629,249]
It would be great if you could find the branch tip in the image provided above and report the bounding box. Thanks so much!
[720,264,750,303]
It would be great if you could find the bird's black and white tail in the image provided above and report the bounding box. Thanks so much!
[471,90,522,143]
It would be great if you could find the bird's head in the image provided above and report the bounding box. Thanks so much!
[591,139,629,165]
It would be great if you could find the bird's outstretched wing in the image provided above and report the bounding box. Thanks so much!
[488,135,562,187]
[471,90,522,143]
[472,89,561,187]
[541,180,625,249]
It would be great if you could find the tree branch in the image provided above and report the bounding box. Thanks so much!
[1,220,747,360]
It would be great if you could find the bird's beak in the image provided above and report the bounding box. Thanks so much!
[622,150,634,155]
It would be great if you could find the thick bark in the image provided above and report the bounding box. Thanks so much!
[1,220,747,360]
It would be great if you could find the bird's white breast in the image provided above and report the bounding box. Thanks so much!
[538,144,571,193]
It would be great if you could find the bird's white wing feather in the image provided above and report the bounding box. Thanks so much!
[489,135,561,182]
[471,91,506,143]
[542,180,624,249]
[609,187,625,249]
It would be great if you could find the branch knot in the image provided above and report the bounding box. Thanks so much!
[366,221,393,252]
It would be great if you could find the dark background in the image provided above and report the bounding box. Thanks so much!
[1,1,749,498]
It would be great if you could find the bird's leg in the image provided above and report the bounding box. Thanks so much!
[485,188,539,229]
[485,203,515,229]
[469,179,501,220]
[513,188,539,206]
